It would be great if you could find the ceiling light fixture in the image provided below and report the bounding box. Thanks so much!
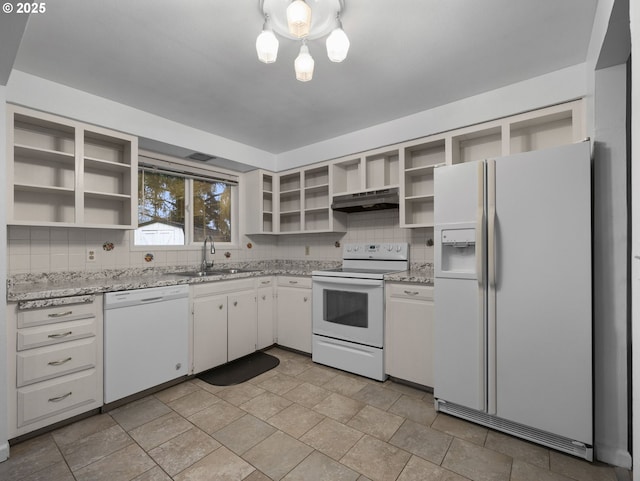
[257,0,349,82]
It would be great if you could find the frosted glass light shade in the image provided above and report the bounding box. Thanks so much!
[295,44,314,81]
[326,27,350,62]
[256,29,279,63]
[286,0,312,38]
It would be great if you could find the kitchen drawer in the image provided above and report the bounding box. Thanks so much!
[17,317,97,351]
[18,302,97,328]
[192,278,256,298]
[17,368,100,428]
[17,337,97,387]
[256,277,274,288]
[387,283,433,301]
[277,276,312,289]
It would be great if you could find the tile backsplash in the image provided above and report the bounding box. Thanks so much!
[7,210,434,275]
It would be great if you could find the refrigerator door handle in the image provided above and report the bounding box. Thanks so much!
[487,159,497,414]
[476,161,485,288]
[487,160,497,289]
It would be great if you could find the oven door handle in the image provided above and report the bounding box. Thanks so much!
[312,277,383,288]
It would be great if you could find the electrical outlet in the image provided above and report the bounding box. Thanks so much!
[305,246,310,256]
[86,248,96,262]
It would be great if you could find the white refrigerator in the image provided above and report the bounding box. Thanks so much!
[433,141,593,460]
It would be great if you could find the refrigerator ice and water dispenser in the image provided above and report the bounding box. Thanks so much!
[436,225,477,278]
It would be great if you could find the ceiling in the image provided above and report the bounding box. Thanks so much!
[9,0,598,156]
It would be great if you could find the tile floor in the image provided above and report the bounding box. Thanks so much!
[0,347,629,481]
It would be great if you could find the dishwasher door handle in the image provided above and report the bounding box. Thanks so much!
[140,296,164,303]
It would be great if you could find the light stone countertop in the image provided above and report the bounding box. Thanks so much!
[7,260,434,302]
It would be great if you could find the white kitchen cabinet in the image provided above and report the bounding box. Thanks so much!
[332,147,400,195]
[7,105,138,228]
[6,295,103,438]
[227,290,258,361]
[192,293,228,374]
[257,278,276,350]
[385,283,434,387]
[244,170,276,234]
[276,276,312,353]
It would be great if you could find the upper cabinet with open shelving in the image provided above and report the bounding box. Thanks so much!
[7,105,138,228]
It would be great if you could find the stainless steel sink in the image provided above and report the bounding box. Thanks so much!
[172,268,257,278]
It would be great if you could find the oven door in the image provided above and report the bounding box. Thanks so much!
[312,275,384,348]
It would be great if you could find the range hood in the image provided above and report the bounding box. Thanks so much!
[331,187,400,213]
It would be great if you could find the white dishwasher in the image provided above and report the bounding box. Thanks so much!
[104,285,189,403]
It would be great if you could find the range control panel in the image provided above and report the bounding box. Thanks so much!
[343,243,409,261]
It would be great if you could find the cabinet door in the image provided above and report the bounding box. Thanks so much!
[276,287,312,353]
[228,291,257,362]
[193,294,227,373]
[257,286,275,350]
[385,296,434,387]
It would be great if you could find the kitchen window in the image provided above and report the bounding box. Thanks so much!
[135,154,238,247]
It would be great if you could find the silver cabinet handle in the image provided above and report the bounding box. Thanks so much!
[48,357,72,366]
[262,295,266,300]
[48,310,73,318]
[218,304,224,310]
[289,280,298,284]
[303,297,308,302]
[404,290,419,296]
[233,301,238,307]
[48,331,73,339]
[261,280,270,285]
[49,392,72,402]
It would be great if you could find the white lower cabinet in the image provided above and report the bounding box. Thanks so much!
[192,293,228,374]
[257,278,276,350]
[385,283,434,387]
[227,290,258,362]
[7,295,103,438]
[276,276,312,353]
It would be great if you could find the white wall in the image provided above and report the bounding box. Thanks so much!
[6,71,277,172]
[0,87,9,462]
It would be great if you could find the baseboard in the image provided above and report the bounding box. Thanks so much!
[0,441,10,462]
[595,444,632,469]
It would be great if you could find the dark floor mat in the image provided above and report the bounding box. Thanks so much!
[196,351,280,386]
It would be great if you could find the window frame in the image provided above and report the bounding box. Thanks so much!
[134,152,240,250]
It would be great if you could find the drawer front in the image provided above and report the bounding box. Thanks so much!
[18,303,97,328]
[17,318,97,351]
[18,368,100,428]
[387,283,434,301]
[17,338,97,387]
[256,277,274,288]
[278,276,312,289]
[192,278,256,298]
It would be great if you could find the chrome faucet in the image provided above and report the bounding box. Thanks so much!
[201,235,215,273]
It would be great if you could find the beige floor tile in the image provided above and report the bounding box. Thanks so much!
[431,413,488,446]
[357,477,373,481]
[154,380,202,403]
[276,358,312,376]
[283,381,332,408]
[384,381,429,399]
[296,365,340,386]
[268,402,325,438]
[240,391,293,420]
[396,455,468,481]
[484,430,549,469]
[283,450,360,481]
[109,396,173,431]
[248,366,280,384]
[351,383,402,410]
[341,434,411,481]
[313,392,365,423]
[62,424,133,471]
[257,373,302,395]
[243,430,314,481]
[212,413,276,455]
[190,377,229,394]
[511,459,576,481]
[173,446,255,481]
[348,405,404,441]
[549,451,618,481]
[167,389,220,418]
[187,399,245,434]
[244,469,274,480]
[217,383,266,406]
[442,438,512,481]
[129,411,193,451]
[148,427,220,476]
[51,413,117,449]
[388,394,438,426]
[300,417,364,460]
[389,419,453,465]
[323,373,369,397]
[0,434,64,481]
[132,466,173,481]
[12,460,74,481]
[73,443,156,481]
